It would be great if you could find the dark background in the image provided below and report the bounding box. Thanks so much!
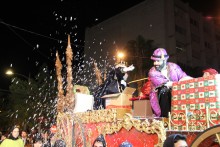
[0,0,219,89]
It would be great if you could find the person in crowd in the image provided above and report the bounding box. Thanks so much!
[48,133,56,147]
[93,61,135,109]
[41,130,51,147]
[53,139,66,147]
[92,134,106,147]
[0,133,7,144]
[202,68,218,78]
[119,141,133,147]
[32,133,43,147]
[148,48,192,117]
[21,130,31,146]
[0,125,24,147]
[163,134,188,147]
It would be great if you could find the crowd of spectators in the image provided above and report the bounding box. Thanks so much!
[0,125,66,147]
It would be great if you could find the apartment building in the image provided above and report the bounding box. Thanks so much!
[83,0,220,85]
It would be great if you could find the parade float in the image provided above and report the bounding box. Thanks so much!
[54,35,220,147]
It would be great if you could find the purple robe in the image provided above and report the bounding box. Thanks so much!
[148,62,188,116]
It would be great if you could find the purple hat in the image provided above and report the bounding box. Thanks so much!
[151,48,169,60]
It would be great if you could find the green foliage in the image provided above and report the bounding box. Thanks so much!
[3,63,57,132]
[123,35,157,95]
[0,92,10,131]
[125,35,157,79]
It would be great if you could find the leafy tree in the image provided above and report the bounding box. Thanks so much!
[6,63,57,132]
[125,35,157,94]
[7,77,36,130]
[0,92,10,131]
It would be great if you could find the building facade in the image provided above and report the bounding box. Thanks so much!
[84,0,220,79]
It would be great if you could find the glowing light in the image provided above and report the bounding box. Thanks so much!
[5,70,14,75]
[205,16,213,20]
[117,52,124,59]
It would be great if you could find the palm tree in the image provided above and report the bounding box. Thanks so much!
[125,35,157,94]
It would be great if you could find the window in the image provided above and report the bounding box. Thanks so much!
[174,5,187,19]
[204,41,212,49]
[215,34,220,41]
[176,41,185,52]
[190,18,198,27]
[175,25,186,36]
[191,33,200,43]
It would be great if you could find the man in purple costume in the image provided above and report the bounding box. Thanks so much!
[148,48,191,117]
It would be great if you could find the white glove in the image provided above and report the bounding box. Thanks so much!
[164,81,173,88]
[123,64,135,72]
[123,73,128,81]
[121,80,127,87]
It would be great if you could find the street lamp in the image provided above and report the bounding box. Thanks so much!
[5,69,30,82]
[117,52,124,59]
[117,51,125,63]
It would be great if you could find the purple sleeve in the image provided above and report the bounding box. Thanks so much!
[168,63,188,81]
[148,67,169,88]
[149,91,161,116]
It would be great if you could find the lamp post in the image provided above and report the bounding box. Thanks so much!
[117,51,125,63]
[5,69,30,83]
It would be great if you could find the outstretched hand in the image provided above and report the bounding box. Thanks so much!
[124,64,135,72]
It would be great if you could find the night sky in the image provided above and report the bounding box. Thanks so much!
[0,0,219,89]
